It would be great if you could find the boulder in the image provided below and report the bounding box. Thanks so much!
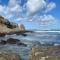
[7,38,20,44]
[0,40,6,45]
[0,52,20,60]
[17,42,27,47]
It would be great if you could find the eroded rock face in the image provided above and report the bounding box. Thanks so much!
[0,52,20,60]
[0,16,18,34]
[0,16,17,29]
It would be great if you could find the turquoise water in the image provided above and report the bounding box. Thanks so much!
[0,31,60,60]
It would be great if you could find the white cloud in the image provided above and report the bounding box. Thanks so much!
[0,0,57,25]
[45,2,56,13]
[26,0,46,15]
[8,0,17,7]
[39,15,55,25]
[0,5,4,13]
[28,15,56,25]
[0,0,22,19]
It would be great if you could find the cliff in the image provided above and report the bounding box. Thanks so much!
[0,16,18,33]
[0,16,33,36]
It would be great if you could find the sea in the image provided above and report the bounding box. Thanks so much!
[0,31,60,60]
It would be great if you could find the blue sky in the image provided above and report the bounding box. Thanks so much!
[0,0,60,30]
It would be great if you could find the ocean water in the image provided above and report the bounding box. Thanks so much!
[0,31,60,60]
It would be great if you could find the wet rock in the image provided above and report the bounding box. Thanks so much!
[21,34,27,37]
[7,38,20,44]
[0,40,6,45]
[17,42,27,47]
[16,33,27,37]
[0,52,20,60]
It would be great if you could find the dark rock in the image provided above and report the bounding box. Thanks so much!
[16,33,27,36]
[17,42,27,47]
[6,22,17,29]
[21,34,27,36]
[7,38,20,44]
[0,40,6,45]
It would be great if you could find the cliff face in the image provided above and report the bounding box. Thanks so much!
[0,16,17,29]
[0,16,18,33]
[0,16,26,34]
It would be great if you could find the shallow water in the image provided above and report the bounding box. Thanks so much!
[0,31,60,60]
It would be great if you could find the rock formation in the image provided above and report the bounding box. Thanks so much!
[0,16,17,29]
[19,24,25,31]
[0,16,18,35]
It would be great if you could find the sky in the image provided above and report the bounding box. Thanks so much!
[0,0,60,30]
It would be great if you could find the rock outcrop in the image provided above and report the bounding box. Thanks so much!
[0,16,17,29]
[0,16,32,36]
[19,24,25,31]
[0,16,27,36]
[0,16,18,34]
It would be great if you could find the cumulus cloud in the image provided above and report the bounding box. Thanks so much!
[26,0,46,15]
[45,2,56,13]
[38,15,55,25]
[0,0,56,17]
[28,14,56,25]
[0,0,57,25]
[0,5,4,13]
[0,0,23,20]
